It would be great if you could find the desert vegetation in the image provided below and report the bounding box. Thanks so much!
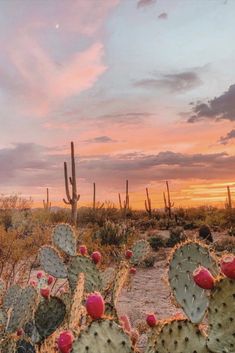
[0,142,235,353]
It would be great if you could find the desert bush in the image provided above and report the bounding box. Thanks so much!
[166,226,186,247]
[94,220,135,246]
[198,224,213,243]
[148,235,166,251]
[213,236,235,253]
[143,255,156,267]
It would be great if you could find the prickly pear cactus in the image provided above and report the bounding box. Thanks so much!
[39,246,68,278]
[6,286,38,333]
[0,308,7,328]
[16,339,36,353]
[72,319,135,353]
[168,241,218,323]
[68,273,85,331]
[131,240,151,266]
[24,321,41,344]
[101,268,116,291]
[0,336,16,353]
[0,279,5,296]
[145,319,209,353]
[52,223,77,256]
[207,277,235,353]
[35,296,66,339]
[2,284,22,311]
[68,256,102,293]
[111,261,130,308]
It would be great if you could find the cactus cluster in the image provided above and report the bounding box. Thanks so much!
[1,221,234,353]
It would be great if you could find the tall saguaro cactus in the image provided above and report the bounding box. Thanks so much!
[63,142,80,225]
[163,180,174,218]
[145,187,152,217]
[225,185,232,209]
[118,180,130,216]
[43,188,51,211]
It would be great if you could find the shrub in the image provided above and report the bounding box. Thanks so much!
[166,226,186,247]
[198,225,213,243]
[94,220,135,246]
[148,236,165,251]
[143,255,156,267]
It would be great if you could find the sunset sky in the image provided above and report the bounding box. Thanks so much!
[1,0,235,209]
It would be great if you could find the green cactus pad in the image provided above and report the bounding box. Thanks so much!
[0,308,7,328]
[0,337,16,353]
[111,261,129,308]
[72,319,135,353]
[131,240,151,266]
[168,241,218,323]
[16,339,36,353]
[35,296,66,339]
[69,273,85,331]
[24,321,42,344]
[52,223,77,256]
[145,319,209,353]
[39,246,68,278]
[68,255,102,293]
[2,284,22,311]
[207,278,235,353]
[101,267,116,291]
[6,286,38,333]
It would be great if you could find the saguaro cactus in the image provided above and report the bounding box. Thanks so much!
[93,182,104,212]
[225,185,232,209]
[43,188,51,211]
[63,142,80,225]
[119,180,130,215]
[145,187,152,217]
[163,180,174,218]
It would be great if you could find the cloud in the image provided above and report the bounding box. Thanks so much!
[84,136,116,144]
[158,12,168,19]
[2,35,106,117]
[188,84,235,122]
[218,129,235,145]
[2,144,235,192]
[137,0,156,8]
[135,71,202,92]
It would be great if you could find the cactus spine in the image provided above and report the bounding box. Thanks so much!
[63,141,80,225]
[145,187,152,217]
[43,188,51,211]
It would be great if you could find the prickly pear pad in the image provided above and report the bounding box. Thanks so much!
[16,339,36,353]
[52,223,77,256]
[68,255,102,293]
[69,273,85,331]
[39,246,68,278]
[6,286,38,333]
[111,261,130,308]
[207,278,235,353]
[146,319,209,353]
[35,296,66,339]
[131,240,151,266]
[72,319,135,353]
[2,284,22,311]
[168,242,218,323]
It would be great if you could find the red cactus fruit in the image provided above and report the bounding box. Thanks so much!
[221,255,235,279]
[79,245,87,256]
[125,250,133,260]
[130,267,136,275]
[146,313,157,327]
[36,271,43,279]
[58,330,74,353]
[30,280,37,287]
[86,292,105,319]
[91,251,101,265]
[40,287,50,299]
[17,328,24,336]
[193,266,215,289]
[120,315,132,332]
[47,275,54,285]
